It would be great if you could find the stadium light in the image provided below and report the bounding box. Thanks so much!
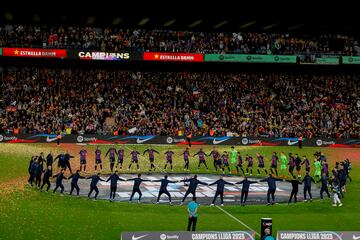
[262,23,280,30]
[138,18,150,26]
[113,17,122,25]
[188,20,203,28]
[213,21,229,29]
[163,19,176,27]
[239,21,256,29]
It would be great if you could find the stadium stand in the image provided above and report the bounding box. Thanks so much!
[1,25,360,55]
[1,67,359,138]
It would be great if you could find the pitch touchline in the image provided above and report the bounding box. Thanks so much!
[216,206,260,237]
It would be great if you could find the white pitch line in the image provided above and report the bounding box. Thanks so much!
[216,206,260,237]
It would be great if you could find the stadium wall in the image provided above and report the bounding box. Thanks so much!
[0,134,359,147]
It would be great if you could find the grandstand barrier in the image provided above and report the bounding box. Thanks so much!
[204,54,297,63]
[0,134,359,147]
[276,231,360,240]
[121,231,256,240]
[1,47,359,65]
[67,50,142,61]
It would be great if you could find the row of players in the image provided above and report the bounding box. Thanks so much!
[28,162,350,207]
[29,146,332,178]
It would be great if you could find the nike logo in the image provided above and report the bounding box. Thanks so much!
[353,235,360,240]
[46,136,58,142]
[287,140,298,146]
[132,234,148,240]
[136,138,153,144]
[213,139,228,144]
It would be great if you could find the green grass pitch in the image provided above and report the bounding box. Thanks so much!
[0,143,359,240]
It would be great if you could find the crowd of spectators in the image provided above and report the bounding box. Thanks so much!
[1,67,359,138]
[0,25,360,55]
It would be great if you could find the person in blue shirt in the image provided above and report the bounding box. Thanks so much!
[187,196,198,231]
[262,228,275,240]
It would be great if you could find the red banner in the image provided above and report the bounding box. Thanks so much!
[143,52,203,62]
[2,48,67,58]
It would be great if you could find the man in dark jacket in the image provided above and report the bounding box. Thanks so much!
[235,177,258,206]
[260,174,283,205]
[28,156,37,186]
[54,152,66,170]
[53,169,67,194]
[209,176,234,206]
[40,166,52,192]
[180,175,208,205]
[285,175,302,204]
[302,172,315,202]
[106,170,126,201]
[68,169,86,196]
[87,173,105,200]
[317,173,330,200]
[46,152,53,169]
[152,175,178,205]
[64,151,74,174]
[128,173,150,203]
[34,160,42,187]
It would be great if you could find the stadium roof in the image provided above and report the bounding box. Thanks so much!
[1,1,358,34]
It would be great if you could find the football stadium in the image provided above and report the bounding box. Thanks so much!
[0,4,359,240]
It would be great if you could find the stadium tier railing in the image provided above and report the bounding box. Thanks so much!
[0,134,359,147]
